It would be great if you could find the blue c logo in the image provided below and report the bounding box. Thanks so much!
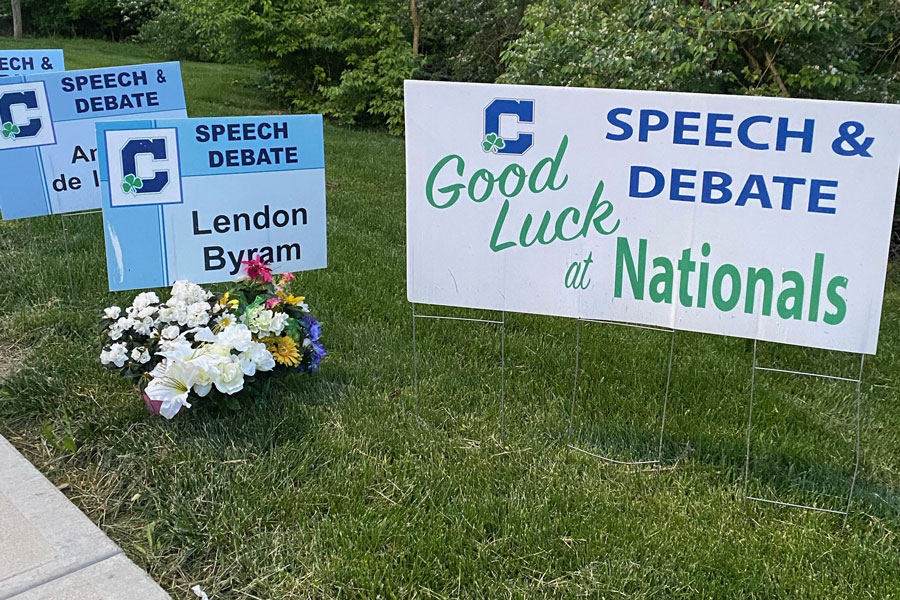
[121,138,170,194]
[0,90,42,139]
[484,98,534,155]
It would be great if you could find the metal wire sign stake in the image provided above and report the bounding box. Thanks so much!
[410,302,507,441]
[742,338,865,526]
[58,209,102,300]
[567,318,677,468]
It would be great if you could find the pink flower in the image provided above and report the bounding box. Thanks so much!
[280,272,295,283]
[242,255,273,283]
[265,297,281,309]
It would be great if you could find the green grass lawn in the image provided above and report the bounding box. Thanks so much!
[2,37,900,599]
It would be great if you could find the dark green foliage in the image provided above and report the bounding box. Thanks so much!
[137,0,241,63]
[227,0,418,134]
[501,0,900,101]
[416,0,531,83]
[20,0,166,39]
[135,0,534,132]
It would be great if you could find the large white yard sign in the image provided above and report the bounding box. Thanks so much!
[405,81,900,354]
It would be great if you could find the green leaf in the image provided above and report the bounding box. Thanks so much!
[62,436,77,453]
[41,420,56,446]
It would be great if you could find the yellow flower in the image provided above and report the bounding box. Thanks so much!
[277,290,305,306]
[266,336,301,367]
[219,292,239,309]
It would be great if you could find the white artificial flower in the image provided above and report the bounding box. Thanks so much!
[239,342,275,376]
[144,360,197,419]
[194,327,218,344]
[159,339,195,362]
[101,343,129,368]
[169,281,212,305]
[103,306,121,320]
[190,352,224,397]
[108,325,124,341]
[217,323,253,352]
[134,316,156,336]
[270,312,289,336]
[149,360,167,378]
[213,357,245,395]
[137,305,158,319]
[246,308,275,335]
[131,346,151,364]
[185,302,211,328]
[215,312,236,329]
[161,325,181,340]
[132,291,160,311]
[157,305,178,323]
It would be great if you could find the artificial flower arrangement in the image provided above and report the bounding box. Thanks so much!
[99,257,325,419]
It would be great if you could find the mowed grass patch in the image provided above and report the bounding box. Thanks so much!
[1,37,900,599]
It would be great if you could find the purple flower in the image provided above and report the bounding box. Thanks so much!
[302,340,326,372]
[302,315,322,342]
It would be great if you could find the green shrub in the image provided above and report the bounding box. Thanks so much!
[416,0,531,83]
[20,0,165,39]
[229,0,419,134]
[138,0,240,63]
[500,0,900,101]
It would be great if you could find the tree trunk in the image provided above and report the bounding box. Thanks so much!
[410,0,420,55]
[764,51,789,96]
[11,0,23,38]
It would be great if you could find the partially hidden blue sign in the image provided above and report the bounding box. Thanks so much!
[0,50,65,76]
[0,62,187,219]
[96,116,327,291]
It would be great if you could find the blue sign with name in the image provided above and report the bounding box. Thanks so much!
[97,116,327,291]
[0,50,65,76]
[0,62,187,219]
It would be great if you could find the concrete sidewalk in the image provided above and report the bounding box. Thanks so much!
[0,436,171,599]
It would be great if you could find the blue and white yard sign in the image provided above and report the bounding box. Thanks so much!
[0,62,186,219]
[0,50,64,76]
[96,116,327,291]
[406,81,900,354]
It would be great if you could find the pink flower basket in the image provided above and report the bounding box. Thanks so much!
[140,389,163,416]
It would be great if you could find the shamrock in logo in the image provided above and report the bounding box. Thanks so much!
[482,132,506,153]
[122,173,143,194]
[1,122,20,140]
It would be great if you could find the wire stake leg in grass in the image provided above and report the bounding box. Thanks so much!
[566,318,582,453]
[742,338,758,510]
[843,353,865,528]
[59,214,75,299]
[411,302,419,414]
[656,329,676,470]
[499,310,506,445]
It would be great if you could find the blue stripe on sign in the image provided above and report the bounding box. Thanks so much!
[159,204,169,285]
[35,146,51,214]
